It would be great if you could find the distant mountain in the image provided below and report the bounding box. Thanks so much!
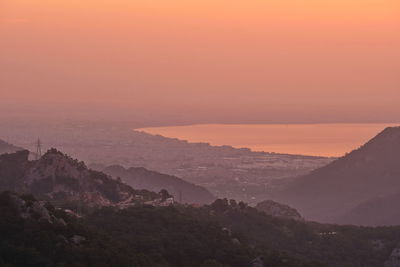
[275,127,400,224]
[98,164,215,204]
[0,139,23,155]
[0,149,158,206]
[255,200,303,221]
[339,192,400,226]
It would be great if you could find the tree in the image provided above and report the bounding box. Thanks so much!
[159,189,172,201]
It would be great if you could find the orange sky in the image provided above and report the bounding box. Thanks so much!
[1,0,399,123]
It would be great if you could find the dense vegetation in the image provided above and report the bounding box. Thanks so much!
[191,199,400,267]
[0,192,321,267]
[85,206,255,267]
[0,192,154,267]
[2,190,400,267]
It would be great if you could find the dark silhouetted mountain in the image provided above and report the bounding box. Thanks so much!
[255,200,303,221]
[99,164,215,204]
[339,192,400,226]
[275,127,400,224]
[0,139,23,155]
[0,149,158,206]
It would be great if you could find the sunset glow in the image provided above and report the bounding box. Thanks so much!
[138,123,399,157]
[1,0,399,123]
[3,1,400,261]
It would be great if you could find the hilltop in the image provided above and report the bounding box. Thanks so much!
[0,149,158,207]
[255,200,303,221]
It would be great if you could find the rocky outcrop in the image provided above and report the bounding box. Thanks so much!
[0,149,158,206]
[255,200,303,221]
[251,257,264,267]
[3,192,66,226]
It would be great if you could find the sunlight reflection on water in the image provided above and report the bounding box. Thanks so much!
[138,123,400,157]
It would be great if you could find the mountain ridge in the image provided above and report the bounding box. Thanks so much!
[0,139,24,155]
[99,164,215,204]
[274,126,400,224]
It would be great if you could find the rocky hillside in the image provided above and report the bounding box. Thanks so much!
[0,191,176,266]
[3,192,400,266]
[255,200,303,221]
[0,149,158,206]
[274,126,400,224]
[0,191,324,267]
[99,164,215,204]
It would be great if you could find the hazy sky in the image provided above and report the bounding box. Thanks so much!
[1,0,399,124]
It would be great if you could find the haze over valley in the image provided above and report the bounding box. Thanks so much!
[2,121,400,267]
[0,119,333,204]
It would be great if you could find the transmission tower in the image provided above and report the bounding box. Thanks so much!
[35,138,42,160]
